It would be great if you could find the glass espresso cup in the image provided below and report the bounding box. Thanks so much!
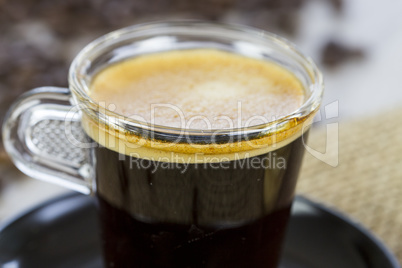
[3,21,323,267]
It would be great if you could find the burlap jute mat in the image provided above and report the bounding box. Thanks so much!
[297,107,402,264]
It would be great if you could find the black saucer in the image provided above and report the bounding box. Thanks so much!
[0,193,399,268]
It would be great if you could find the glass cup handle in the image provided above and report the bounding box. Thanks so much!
[2,87,93,195]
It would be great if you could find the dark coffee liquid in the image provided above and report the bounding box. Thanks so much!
[87,49,312,267]
[93,134,307,268]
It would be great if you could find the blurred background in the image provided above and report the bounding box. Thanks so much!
[0,0,401,264]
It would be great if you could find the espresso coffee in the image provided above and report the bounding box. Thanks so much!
[94,137,306,268]
[90,49,304,130]
[84,49,313,268]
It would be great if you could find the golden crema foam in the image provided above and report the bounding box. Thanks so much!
[83,49,315,162]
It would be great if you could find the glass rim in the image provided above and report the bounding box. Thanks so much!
[68,20,324,138]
